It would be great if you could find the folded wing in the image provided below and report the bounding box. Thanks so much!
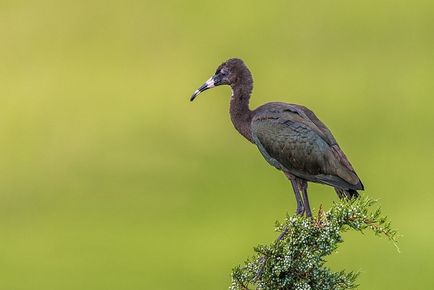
[251,103,363,191]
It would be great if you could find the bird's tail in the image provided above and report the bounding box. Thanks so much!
[334,187,360,199]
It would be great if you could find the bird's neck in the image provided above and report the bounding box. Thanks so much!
[230,81,253,143]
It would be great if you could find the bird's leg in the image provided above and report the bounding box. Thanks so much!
[276,178,304,241]
[256,174,304,280]
[290,179,305,216]
[299,180,312,217]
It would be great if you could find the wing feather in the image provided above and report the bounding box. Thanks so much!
[251,103,362,190]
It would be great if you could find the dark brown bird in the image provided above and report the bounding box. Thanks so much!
[190,58,363,217]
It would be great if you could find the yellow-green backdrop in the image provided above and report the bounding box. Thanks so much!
[1,1,433,289]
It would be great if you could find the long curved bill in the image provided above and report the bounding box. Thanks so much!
[190,77,215,101]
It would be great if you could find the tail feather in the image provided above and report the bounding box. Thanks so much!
[359,180,365,190]
[335,187,360,199]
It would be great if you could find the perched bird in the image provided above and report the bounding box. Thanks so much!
[190,58,363,217]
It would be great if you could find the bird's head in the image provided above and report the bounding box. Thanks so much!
[190,58,252,101]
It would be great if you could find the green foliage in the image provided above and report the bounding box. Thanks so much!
[230,198,398,290]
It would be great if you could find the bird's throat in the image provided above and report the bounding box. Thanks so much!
[229,86,253,143]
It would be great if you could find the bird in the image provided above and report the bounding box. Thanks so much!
[190,58,363,217]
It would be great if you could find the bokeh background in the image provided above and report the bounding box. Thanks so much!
[1,0,434,289]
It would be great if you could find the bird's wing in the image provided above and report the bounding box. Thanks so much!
[291,104,358,173]
[251,104,362,190]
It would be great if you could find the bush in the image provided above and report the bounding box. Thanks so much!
[230,197,398,290]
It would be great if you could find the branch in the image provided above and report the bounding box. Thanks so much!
[229,197,399,290]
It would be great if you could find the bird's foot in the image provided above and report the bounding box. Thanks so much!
[295,205,305,216]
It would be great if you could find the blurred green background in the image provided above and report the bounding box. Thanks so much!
[1,0,433,289]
